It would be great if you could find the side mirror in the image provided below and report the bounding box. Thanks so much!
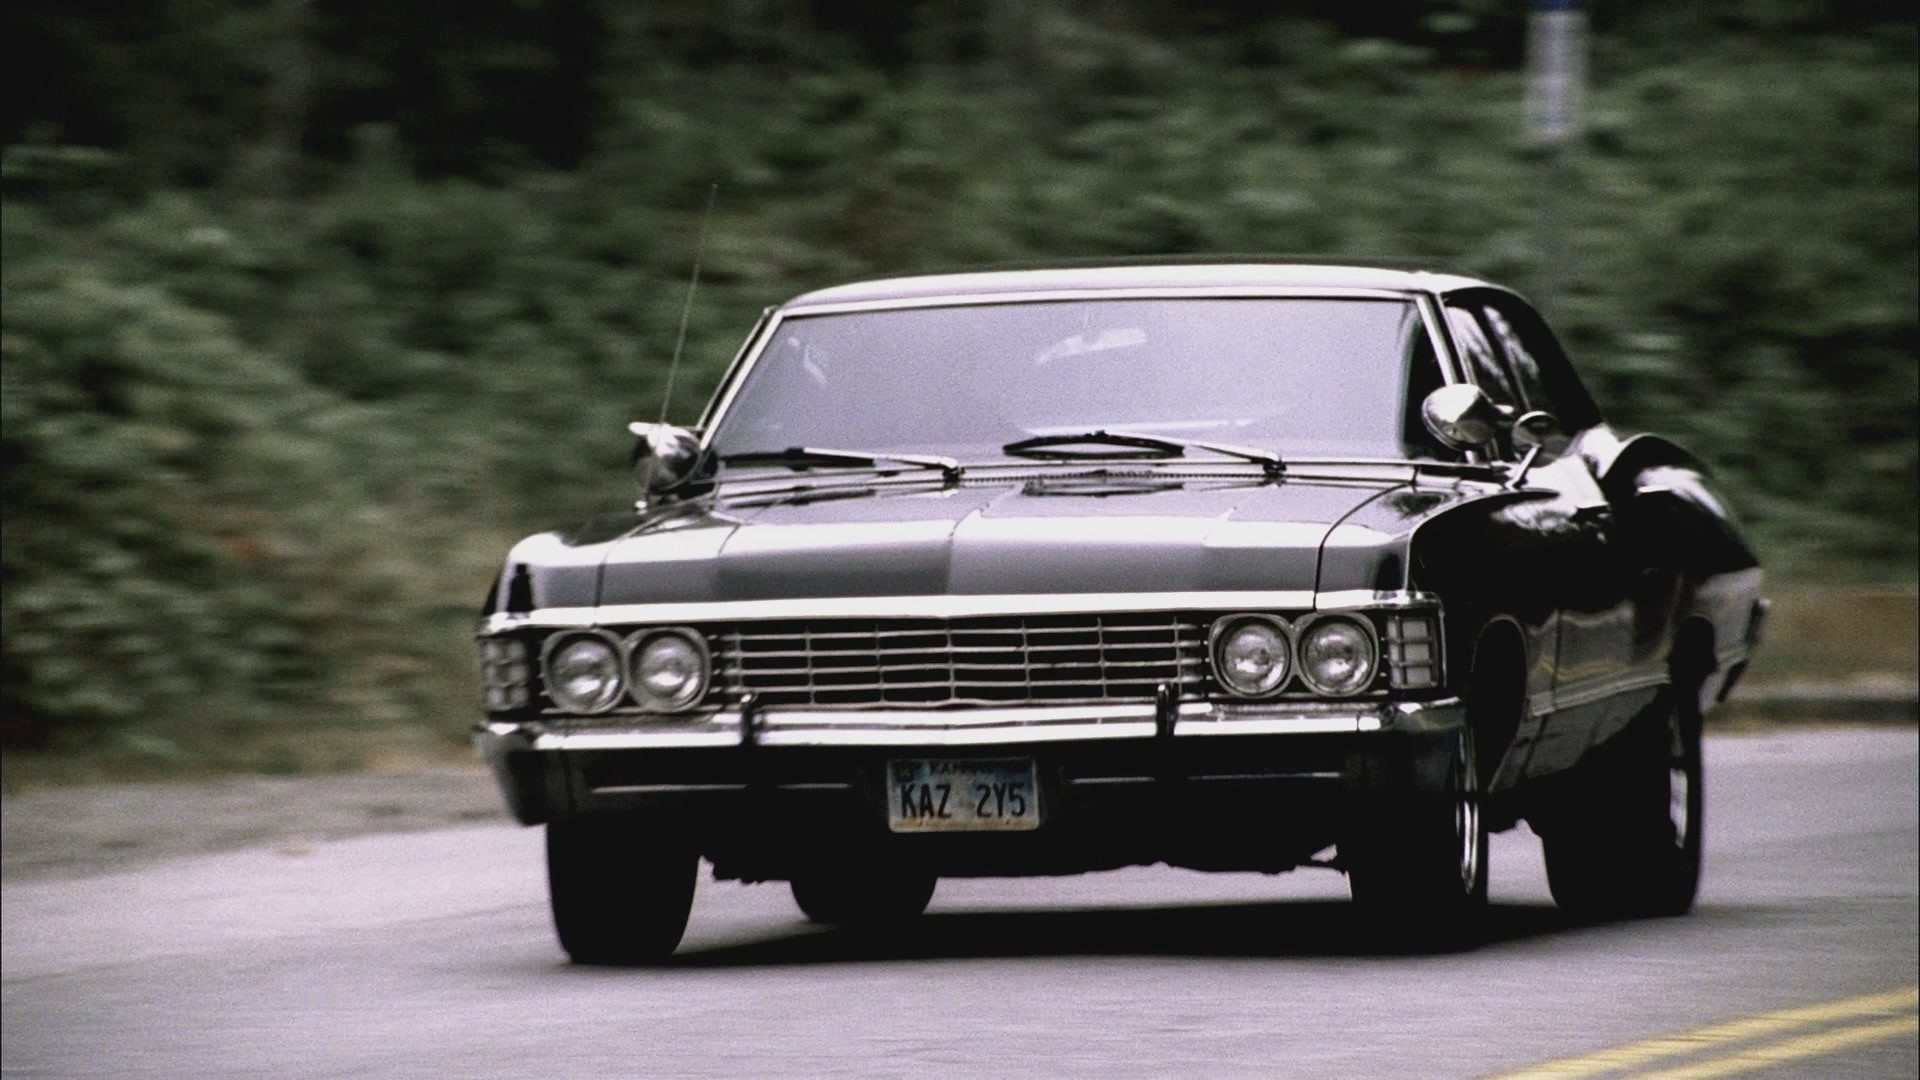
[1421,384,1501,452]
[628,422,707,499]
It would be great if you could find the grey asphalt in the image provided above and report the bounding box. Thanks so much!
[3,727,1915,1078]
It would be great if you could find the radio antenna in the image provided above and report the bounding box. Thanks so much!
[658,183,719,424]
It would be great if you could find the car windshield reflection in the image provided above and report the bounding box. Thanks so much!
[707,297,1448,464]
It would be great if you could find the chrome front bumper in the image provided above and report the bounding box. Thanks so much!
[474,697,1465,825]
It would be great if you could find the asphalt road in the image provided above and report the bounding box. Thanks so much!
[4,728,1915,1079]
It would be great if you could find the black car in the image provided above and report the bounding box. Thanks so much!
[474,262,1766,961]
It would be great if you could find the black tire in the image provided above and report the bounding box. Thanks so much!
[546,816,698,964]
[1543,687,1703,918]
[790,862,937,927]
[1345,725,1489,949]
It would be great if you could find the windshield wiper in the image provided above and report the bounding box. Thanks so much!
[722,446,962,481]
[1002,430,1284,476]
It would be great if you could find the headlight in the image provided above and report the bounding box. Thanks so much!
[544,634,625,713]
[1210,616,1293,697]
[627,629,710,712]
[1298,616,1378,696]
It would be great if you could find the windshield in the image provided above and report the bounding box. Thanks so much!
[707,297,1449,464]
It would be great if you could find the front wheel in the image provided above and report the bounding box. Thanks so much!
[1543,688,1703,918]
[546,816,698,964]
[1345,725,1488,949]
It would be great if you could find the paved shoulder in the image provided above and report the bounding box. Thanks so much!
[0,765,506,882]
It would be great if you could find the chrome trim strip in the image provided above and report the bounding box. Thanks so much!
[781,286,1422,318]
[1312,590,1443,611]
[1189,771,1346,782]
[485,589,1457,633]
[695,308,782,441]
[523,697,1455,748]
[694,308,776,432]
[1178,714,1385,735]
[756,702,1208,727]
[1415,291,1467,385]
[592,783,750,795]
[1065,776,1157,786]
[759,723,1160,747]
[1414,290,1491,467]
[537,730,743,750]
[706,460,1505,505]
[1551,670,1669,712]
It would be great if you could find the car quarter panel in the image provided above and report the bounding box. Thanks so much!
[1587,430,1766,711]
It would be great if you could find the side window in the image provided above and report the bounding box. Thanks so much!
[1445,304,1519,409]
[1402,317,1452,459]
[1483,299,1602,430]
[1481,306,1551,415]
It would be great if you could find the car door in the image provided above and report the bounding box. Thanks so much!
[1480,294,1669,757]
[1444,292,1638,775]
[1439,300,1560,763]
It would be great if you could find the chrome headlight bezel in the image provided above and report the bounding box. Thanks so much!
[1382,610,1442,689]
[1207,614,1295,698]
[625,627,712,713]
[477,636,533,711]
[1295,613,1380,697]
[540,631,627,714]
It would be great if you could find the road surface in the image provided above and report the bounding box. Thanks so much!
[4,727,1915,1078]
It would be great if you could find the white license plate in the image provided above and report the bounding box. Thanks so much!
[888,758,1041,832]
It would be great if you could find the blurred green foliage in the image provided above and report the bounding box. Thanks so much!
[2,2,1914,769]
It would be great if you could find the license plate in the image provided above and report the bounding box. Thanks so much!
[888,758,1041,832]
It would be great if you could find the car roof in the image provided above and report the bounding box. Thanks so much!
[780,259,1499,311]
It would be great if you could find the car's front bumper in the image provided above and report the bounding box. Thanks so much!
[475,697,1466,877]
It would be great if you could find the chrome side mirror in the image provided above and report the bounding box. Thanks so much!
[1421,384,1501,452]
[1511,410,1570,457]
[1504,410,1568,489]
[628,422,707,499]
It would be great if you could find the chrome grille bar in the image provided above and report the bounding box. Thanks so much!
[715,614,1207,708]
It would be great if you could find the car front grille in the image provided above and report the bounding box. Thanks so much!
[715,613,1208,708]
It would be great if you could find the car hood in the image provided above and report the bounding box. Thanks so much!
[503,471,1497,611]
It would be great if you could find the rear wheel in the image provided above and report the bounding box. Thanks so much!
[546,816,698,964]
[1543,687,1703,918]
[1345,725,1488,949]
[791,862,937,927]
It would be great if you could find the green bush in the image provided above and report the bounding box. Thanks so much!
[1,7,1912,772]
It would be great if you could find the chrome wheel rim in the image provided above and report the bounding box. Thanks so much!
[1456,732,1483,891]
[1668,709,1693,851]
[1669,764,1691,850]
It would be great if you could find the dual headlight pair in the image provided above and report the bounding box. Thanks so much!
[523,612,1387,714]
[540,628,710,715]
[1210,613,1378,698]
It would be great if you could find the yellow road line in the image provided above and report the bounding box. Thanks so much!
[1484,986,1918,1079]
[1630,1014,1919,1079]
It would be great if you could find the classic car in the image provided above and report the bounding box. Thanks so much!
[474,261,1765,962]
